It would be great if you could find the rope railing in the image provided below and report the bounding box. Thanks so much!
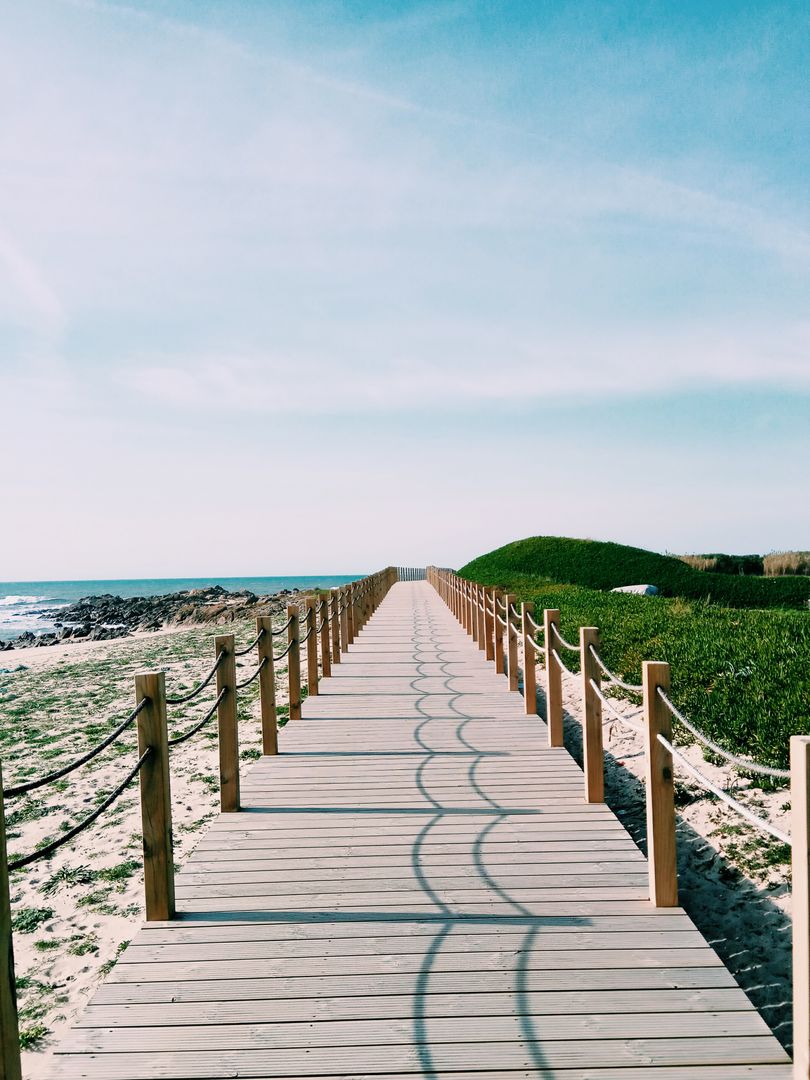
[167,688,227,747]
[7,749,152,872]
[657,688,790,780]
[165,650,226,705]
[273,615,295,635]
[658,733,791,845]
[526,635,546,655]
[589,678,643,735]
[587,645,643,694]
[524,609,543,633]
[236,657,268,691]
[4,697,148,798]
[552,647,577,679]
[234,629,265,657]
[551,623,579,652]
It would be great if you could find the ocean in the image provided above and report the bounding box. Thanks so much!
[0,576,360,641]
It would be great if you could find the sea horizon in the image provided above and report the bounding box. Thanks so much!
[0,574,361,641]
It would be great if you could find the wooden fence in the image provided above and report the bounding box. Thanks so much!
[0,567,399,1080]
[427,565,809,1080]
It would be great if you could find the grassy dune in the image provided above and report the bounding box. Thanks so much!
[460,537,810,770]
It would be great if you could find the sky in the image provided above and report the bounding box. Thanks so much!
[2,0,809,578]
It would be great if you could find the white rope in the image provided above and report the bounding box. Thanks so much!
[587,645,643,694]
[551,647,577,679]
[658,734,791,845]
[551,623,579,652]
[589,678,643,735]
[526,636,546,655]
[657,689,790,780]
[524,610,543,633]
[496,614,507,628]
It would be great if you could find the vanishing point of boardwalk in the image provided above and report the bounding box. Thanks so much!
[53,581,789,1078]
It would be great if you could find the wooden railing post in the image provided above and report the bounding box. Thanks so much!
[319,597,332,679]
[506,596,519,692]
[339,588,349,654]
[493,591,505,675]
[643,661,678,907]
[792,735,810,1080]
[347,584,356,644]
[215,634,240,813]
[521,602,537,716]
[330,588,341,663]
[484,588,495,662]
[287,605,302,721]
[134,671,175,921]
[0,766,22,1080]
[305,598,319,696]
[544,609,563,747]
[476,585,486,651]
[257,617,277,755]
[470,583,478,643]
[580,627,604,803]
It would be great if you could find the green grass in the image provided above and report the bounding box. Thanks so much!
[460,539,810,770]
[462,536,810,609]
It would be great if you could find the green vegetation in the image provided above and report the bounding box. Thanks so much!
[460,537,810,770]
[462,536,810,609]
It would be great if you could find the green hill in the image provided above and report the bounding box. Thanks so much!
[460,536,810,610]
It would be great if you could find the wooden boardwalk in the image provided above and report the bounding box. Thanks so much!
[54,581,790,1078]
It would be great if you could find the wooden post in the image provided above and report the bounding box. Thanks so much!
[793,735,810,1080]
[476,584,486,651]
[339,588,349,654]
[493,590,505,675]
[256,616,277,755]
[521,602,537,715]
[484,588,495,662]
[643,661,678,907]
[506,596,519,691]
[305,597,319,696]
[319,597,332,679]
[470,584,478,643]
[544,609,563,747]
[581,627,604,803]
[0,766,22,1080]
[134,671,175,921]
[347,584,356,645]
[287,604,302,721]
[215,634,240,813]
[330,589,341,663]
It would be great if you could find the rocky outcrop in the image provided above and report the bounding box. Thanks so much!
[0,586,304,650]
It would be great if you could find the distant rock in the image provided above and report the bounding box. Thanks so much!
[611,584,659,596]
[6,584,305,650]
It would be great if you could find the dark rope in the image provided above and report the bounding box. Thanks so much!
[165,650,226,705]
[300,626,314,643]
[236,657,268,691]
[168,688,226,747]
[8,749,152,872]
[234,628,265,657]
[272,616,294,636]
[274,640,294,661]
[4,699,148,799]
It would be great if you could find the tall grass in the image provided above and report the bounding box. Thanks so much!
[765,552,810,577]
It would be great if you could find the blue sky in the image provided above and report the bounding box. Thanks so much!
[2,0,809,578]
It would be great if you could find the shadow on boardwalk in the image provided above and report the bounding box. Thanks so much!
[549,686,793,1053]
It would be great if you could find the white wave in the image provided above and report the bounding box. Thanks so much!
[0,595,51,607]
